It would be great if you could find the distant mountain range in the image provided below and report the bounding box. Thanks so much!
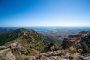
[0,28,15,34]
[1,27,90,46]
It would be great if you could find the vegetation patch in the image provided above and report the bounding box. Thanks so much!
[0,28,26,45]
[50,42,54,46]
[69,47,77,53]
[41,50,47,53]
[54,47,58,51]
[23,58,29,60]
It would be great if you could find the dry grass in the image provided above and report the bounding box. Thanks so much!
[69,47,77,53]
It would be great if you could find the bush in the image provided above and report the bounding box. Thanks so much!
[25,52,28,55]
[50,42,54,46]
[27,50,30,54]
[54,47,58,51]
[41,50,47,53]
[30,45,32,48]
[69,47,77,53]
[25,50,30,55]
[1,58,6,60]
[35,44,39,47]
[23,58,29,60]
[27,39,32,43]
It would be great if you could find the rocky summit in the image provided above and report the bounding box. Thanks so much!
[0,29,90,60]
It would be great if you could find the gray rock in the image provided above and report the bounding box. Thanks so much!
[85,57,90,60]
[0,46,7,50]
[10,43,17,49]
[6,51,15,60]
[21,47,26,54]
[29,56,36,60]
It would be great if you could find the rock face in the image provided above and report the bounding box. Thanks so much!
[81,34,90,48]
[62,38,75,49]
[62,33,90,53]
[62,34,89,49]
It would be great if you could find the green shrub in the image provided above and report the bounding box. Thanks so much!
[69,47,77,53]
[23,58,29,60]
[50,42,54,46]
[19,48,22,52]
[41,50,47,53]
[16,57,22,60]
[25,50,31,55]
[1,58,6,60]
[30,45,32,48]
[54,47,58,51]
[25,52,28,55]
[27,39,32,43]
[35,44,39,47]
[27,50,30,54]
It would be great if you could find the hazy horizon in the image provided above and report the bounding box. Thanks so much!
[0,0,90,27]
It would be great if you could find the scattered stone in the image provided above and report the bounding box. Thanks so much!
[6,51,16,60]
[21,47,26,54]
[29,56,36,60]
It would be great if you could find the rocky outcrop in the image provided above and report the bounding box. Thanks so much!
[36,50,62,60]
[81,34,90,48]
[62,38,75,49]
[62,34,87,49]
[10,43,17,49]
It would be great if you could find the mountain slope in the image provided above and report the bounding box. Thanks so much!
[40,34,62,46]
[0,28,27,45]
[0,28,49,60]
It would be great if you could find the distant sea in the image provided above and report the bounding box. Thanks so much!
[0,27,56,31]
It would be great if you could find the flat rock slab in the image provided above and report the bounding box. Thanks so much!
[0,48,10,54]
[0,46,7,50]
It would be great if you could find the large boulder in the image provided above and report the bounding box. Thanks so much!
[10,43,17,49]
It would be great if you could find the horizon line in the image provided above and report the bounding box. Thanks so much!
[1,26,90,27]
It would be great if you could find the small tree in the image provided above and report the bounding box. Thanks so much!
[50,42,54,46]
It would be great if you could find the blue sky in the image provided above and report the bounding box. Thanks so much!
[0,0,90,27]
